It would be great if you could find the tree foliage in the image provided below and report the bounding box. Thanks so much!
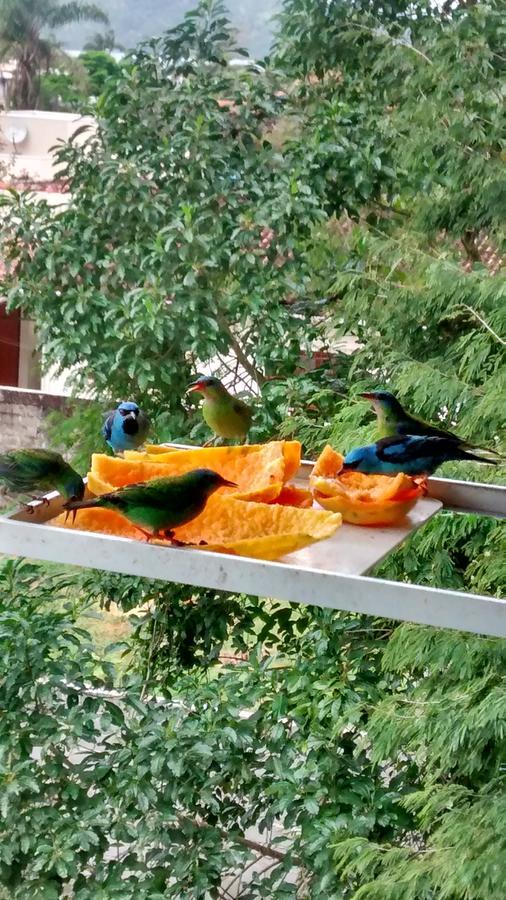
[0,0,504,896]
[0,0,108,108]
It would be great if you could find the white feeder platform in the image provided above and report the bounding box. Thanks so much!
[0,450,504,637]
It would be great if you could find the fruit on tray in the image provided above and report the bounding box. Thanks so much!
[87,441,302,504]
[310,444,424,526]
[52,493,341,560]
[51,441,342,559]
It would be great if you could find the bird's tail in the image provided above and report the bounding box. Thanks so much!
[460,446,500,466]
[459,441,506,463]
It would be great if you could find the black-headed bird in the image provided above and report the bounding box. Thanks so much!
[102,401,150,454]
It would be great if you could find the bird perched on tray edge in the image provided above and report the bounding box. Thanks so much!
[0,448,85,508]
[360,390,501,458]
[187,376,253,445]
[102,401,150,454]
[63,468,236,539]
[343,435,499,478]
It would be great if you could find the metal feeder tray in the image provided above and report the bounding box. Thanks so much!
[0,447,504,637]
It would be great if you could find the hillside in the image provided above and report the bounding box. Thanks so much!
[58,0,280,56]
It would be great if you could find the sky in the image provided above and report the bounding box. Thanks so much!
[59,0,282,58]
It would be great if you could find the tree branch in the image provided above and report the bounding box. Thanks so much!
[177,813,297,864]
[461,230,481,263]
[215,310,267,389]
[460,304,506,347]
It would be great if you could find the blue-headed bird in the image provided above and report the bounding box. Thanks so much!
[343,435,499,477]
[102,401,150,454]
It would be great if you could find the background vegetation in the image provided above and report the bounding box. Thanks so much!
[0,0,504,896]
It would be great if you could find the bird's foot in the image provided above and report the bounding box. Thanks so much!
[135,527,154,542]
[29,494,50,506]
[23,503,35,515]
[414,476,429,495]
[161,529,185,546]
[203,438,215,447]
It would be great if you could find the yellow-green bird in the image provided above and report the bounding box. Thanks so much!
[187,376,253,444]
[64,469,235,541]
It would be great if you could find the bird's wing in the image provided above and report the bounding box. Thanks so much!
[233,399,253,421]
[376,436,429,463]
[137,410,150,432]
[404,410,459,441]
[378,435,459,464]
[105,479,174,510]
[102,411,115,441]
[404,414,502,456]
[10,448,64,476]
[0,448,64,491]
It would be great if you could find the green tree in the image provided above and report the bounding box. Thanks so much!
[0,0,108,108]
[82,27,123,52]
[38,52,88,110]
[0,0,325,424]
[79,48,121,97]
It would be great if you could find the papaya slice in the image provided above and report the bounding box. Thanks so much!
[89,441,301,504]
[271,485,313,508]
[50,493,341,561]
[310,444,424,526]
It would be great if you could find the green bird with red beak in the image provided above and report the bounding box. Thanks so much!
[187,376,253,445]
[360,390,502,460]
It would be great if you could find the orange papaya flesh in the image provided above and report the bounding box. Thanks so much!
[50,493,342,561]
[310,444,424,526]
[271,485,313,508]
[90,441,301,504]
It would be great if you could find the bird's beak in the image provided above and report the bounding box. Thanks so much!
[221,479,238,488]
[186,381,202,394]
[359,392,374,401]
[126,411,137,420]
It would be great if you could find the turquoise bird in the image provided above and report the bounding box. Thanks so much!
[343,435,499,477]
[64,469,236,541]
[0,448,85,506]
[186,376,253,445]
[102,401,150,454]
[360,390,501,458]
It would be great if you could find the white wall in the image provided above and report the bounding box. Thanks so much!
[0,110,96,180]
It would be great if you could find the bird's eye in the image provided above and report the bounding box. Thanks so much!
[119,409,128,416]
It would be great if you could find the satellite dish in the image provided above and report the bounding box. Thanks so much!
[4,125,28,145]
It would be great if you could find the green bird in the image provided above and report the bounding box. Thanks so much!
[0,448,85,508]
[360,390,501,459]
[187,376,253,445]
[64,469,236,541]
